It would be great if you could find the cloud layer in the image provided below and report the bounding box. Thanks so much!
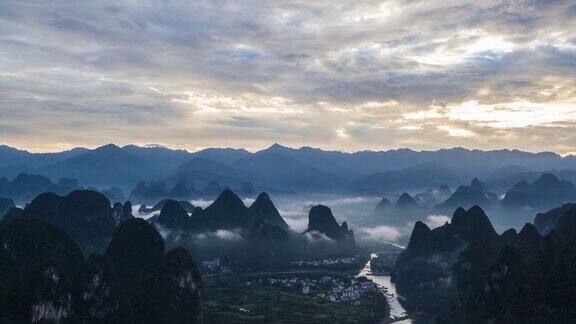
[358,225,402,242]
[1,0,575,153]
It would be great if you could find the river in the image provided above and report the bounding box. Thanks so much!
[357,254,434,324]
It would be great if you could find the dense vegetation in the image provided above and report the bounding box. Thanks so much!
[204,273,389,323]
[394,204,576,323]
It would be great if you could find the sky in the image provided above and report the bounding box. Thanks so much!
[1,0,575,154]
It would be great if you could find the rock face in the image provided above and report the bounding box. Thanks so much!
[76,254,134,323]
[431,204,576,323]
[0,206,23,227]
[111,201,134,228]
[306,205,355,244]
[503,173,576,209]
[30,261,76,324]
[0,197,15,219]
[105,219,165,315]
[393,206,498,312]
[452,240,497,318]
[472,246,529,321]
[1,217,85,279]
[150,247,204,323]
[499,228,518,246]
[534,203,575,235]
[436,178,495,211]
[105,218,203,324]
[515,223,542,258]
[23,190,114,254]
[0,212,204,324]
[248,192,289,229]
[122,201,132,220]
[0,218,84,323]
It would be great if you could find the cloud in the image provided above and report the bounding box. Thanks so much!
[304,231,335,244]
[437,126,475,138]
[132,204,160,220]
[284,216,309,233]
[214,229,242,241]
[1,0,575,153]
[194,229,242,241]
[358,226,402,242]
[190,199,214,209]
[425,215,451,229]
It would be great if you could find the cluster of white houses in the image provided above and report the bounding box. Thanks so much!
[290,257,356,267]
[245,275,381,303]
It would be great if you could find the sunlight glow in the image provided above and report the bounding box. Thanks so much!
[447,100,576,128]
[437,125,474,137]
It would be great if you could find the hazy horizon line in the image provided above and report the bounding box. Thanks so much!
[1,142,573,157]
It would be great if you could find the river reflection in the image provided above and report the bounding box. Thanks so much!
[357,254,435,324]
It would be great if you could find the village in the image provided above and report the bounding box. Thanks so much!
[289,257,357,267]
[244,274,383,303]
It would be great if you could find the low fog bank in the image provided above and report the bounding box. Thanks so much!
[134,193,538,249]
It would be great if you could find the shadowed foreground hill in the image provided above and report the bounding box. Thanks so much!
[534,203,575,235]
[394,204,576,323]
[446,205,576,323]
[0,190,133,255]
[0,197,14,219]
[0,217,203,324]
[106,218,203,323]
[392,205,499,312]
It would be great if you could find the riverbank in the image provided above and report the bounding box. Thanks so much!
[357,253,436,324]
[203,271,389,323]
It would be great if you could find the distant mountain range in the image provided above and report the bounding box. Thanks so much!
[0,173,79,203]
[370,173,576,230]
[2,143,576,195]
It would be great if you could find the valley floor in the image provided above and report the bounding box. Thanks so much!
[204,271,389,323]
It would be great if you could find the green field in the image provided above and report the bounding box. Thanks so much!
[204,274,389,324]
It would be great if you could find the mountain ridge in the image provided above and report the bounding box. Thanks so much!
[2,143,576,194]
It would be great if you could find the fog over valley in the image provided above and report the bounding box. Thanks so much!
[1,0,575,322]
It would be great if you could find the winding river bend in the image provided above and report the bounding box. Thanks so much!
[358,254,434,324]
[357,254,407,322]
